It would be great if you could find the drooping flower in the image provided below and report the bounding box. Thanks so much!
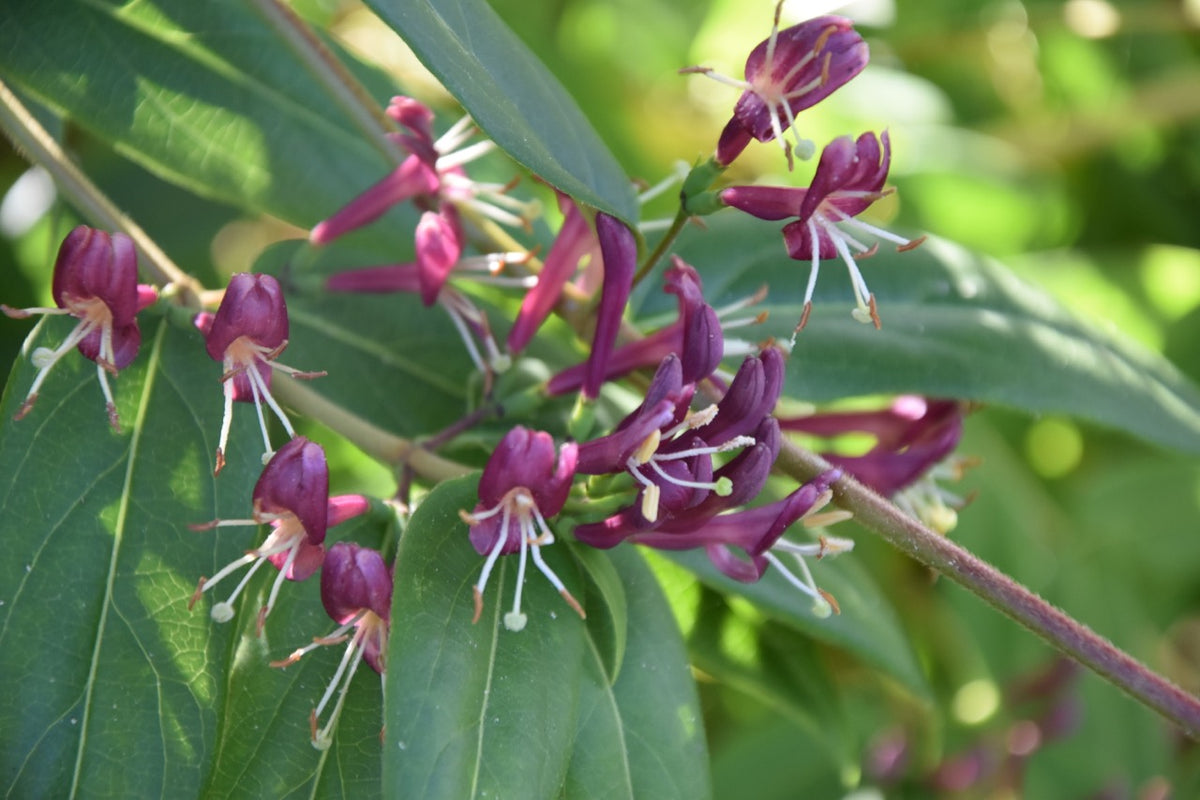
[461,426,583,631]
[199,273,325,474]
[2,225,157,429]
[683,7,868,169]
[188,438,367,634]
[721,131,924,331]
[271,541,391,750]
[780,396,970,532]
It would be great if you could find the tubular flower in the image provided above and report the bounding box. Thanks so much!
[2,225,157,429]
[188,438,367,634]
[781,396,971,532]
[637,469,852,618]
[573,349,786,547]
[582,213,639,401]
[200,273,325,474]
[721,131,924,331]
[683,6,868,169]
[271,541,392,750]
[548,256,743,395]
[461,426,583,632]
[310,96,535,246]
[506,192,599,356]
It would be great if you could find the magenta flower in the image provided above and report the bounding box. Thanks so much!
[462,426,582,631]
[310,96,534,246]
[684,8,868,169]
[641,469,852,617]
[188,438,367,634]
[506,193,600,356]
[582,213,638,400]
[271,541,392,749]
[200,273,325,474]
[2,225,157,429]
[781,396,968,532]
[547,256,728,395]
[721,131,924,330]
[573,349,785,545]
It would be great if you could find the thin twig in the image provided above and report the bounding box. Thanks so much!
[0,78,203,304]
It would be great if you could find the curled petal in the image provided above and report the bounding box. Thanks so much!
[321,541,392,624]
[253,437,330,545]
[205,273,288,360]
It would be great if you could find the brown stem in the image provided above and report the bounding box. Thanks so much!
[776,439,1200,739]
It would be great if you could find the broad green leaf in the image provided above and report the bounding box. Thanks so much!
[638,215,1200,454]
[662,545,930,699]
[383,475,588,800]
[253,240,477,438]
[362,0,638,224]
[564,547,710,800]
[571,542,629,683]
[0,0,390,225]
[0,314,377,796]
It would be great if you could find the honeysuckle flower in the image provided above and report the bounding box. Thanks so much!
[721,131,924,331]
[683,7,868,169]
[201,273,325,474]
[270,541,391,750]
[506,193,599,356]
[310,96,534,246]
[650,469,852,618]
[2,225,157,429]
[547,256,736,395]
[574,348,785,544]
[581,213,639,400]
[780,396,970,532]
[189,438,367,634]
[461,426,583,632]
[325,247,527,383]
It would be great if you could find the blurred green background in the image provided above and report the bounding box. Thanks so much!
[3,0,1200,796]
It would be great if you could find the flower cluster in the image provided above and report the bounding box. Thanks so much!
[683,3,924,333]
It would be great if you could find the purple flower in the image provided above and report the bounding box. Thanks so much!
[781,396,969,532]
[684,9,868,169]
[188,438,368,634]
[582,213,639,400]
[573,348,786,545]
[200,273,325,474]
[547,256,727,395]
[271,541,392,749]
[722,131,924,330]
[310,96,534,246]
[642,469,852,618]
[506,193,599,356]
[2,225,157,429]
[463,426,582,631]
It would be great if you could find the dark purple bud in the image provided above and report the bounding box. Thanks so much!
[321,541,392,625]
[583,213,638,400]
[253,437,330,545]
[691,347,784,445]
[205,273,288,361]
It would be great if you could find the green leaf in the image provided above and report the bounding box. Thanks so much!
[564,547,710,800]
[0,0,391,225]
[362,0,638,224]
[662,546,930,700]
[643,214,1200,454]
[0,315,378,797]
[571,542,629,683]
[383,475,587,800]
[383,478,709,800]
